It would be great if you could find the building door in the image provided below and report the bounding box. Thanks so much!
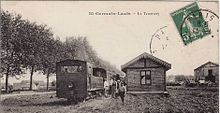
[206,69,215,83]
[208,69,212,75]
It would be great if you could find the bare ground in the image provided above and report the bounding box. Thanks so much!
[1,86,218,113]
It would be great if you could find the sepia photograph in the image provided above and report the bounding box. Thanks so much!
[0,1,219,113]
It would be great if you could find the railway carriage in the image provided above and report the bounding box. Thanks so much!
[56,59,106,102]
[91,68,106,90]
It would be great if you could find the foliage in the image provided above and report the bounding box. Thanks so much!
[1,10,122,91]
[1,11,27,92]
[1,11,25,76]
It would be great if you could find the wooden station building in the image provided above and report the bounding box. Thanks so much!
[194,61,219,84]
[121,52,171,93]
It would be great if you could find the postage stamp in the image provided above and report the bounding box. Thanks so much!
[171,2,211,45]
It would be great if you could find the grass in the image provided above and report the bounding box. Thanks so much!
[1,86,218,113]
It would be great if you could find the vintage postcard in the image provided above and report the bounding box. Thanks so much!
[1,1,219,113]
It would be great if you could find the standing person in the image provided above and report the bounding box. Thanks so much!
[111,78,116,98]
[118,81,126,105]
[115,79,120,98]
[109,78,113,96]
[104,79,109,97]
[114,74,120,98]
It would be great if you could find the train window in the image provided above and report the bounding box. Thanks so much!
[97,71,101,77]
[61,66,82,73]
[93,71,101,77]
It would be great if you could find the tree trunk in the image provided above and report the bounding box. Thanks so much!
[5,73,9,93]
[5,66,10,93]
[46,72,50,90]
[30,65,35,90]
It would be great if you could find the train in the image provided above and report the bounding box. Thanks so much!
[56,59,119,102]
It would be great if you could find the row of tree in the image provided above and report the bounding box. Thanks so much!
[1,10,121,93]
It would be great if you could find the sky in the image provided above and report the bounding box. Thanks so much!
[1,1,219,83]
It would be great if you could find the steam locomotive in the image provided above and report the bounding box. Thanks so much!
[56,59,112,102]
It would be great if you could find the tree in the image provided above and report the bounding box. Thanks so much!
[20,22,54,90]
[41,39,62,90]
[1,11,25,93]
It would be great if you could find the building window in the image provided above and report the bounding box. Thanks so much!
[140,70,151,85]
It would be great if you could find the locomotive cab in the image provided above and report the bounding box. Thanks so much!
[56,59,89,101]
[56,59,107,102]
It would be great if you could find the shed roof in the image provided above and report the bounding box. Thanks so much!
[194,61,219,71]
[121,52,171,70]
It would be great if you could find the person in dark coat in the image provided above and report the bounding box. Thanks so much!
[109,78,113,95]
[118,81,126,105]
[111,78,116,98]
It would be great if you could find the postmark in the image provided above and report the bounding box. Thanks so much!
[171,2,215,45]
[149,26,169,55]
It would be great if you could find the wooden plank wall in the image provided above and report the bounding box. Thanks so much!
[127,68,165,91]
[195,66,219,83]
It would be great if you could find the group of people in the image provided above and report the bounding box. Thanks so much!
[104,75,127,104]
